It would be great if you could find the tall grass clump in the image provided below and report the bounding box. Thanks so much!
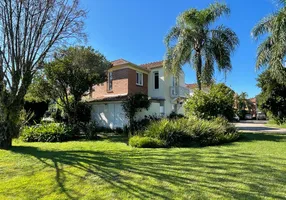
[129,117,239,148]
[20,123,74,142]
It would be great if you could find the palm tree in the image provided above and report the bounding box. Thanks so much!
[252,0,286,84]
[164,2,239,90]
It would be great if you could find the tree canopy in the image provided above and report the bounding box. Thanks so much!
[184,83,235,120]
[28,46,112,124]
[164,2,239,90]
[257,70,286,124]
[252,0,286,84]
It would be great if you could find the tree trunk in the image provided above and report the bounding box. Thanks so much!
[0,120,17,150]
[0,104,22,150]
[195,51,202,90]
[0,126,12,149]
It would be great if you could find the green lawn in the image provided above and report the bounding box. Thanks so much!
[1,133,286,200]
[266,120,286,129]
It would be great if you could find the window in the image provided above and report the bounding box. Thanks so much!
[108,72,113,91]
[136,72,143,86]
[172,76,178,87]
[154,71,159,89]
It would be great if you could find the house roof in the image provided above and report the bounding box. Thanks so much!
[86,95,165,103]
[249,98,256,104]
[86,94,128,103]
[140,61,163,69]
[185,84,198,89]
[111,58,149,73]
[111,59,130,66]
[186,83,210,90]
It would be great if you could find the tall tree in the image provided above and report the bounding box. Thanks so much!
[164,2,239,90]
[28,46,112,125]
[0,0,86,149]
[257,70,286,124]
[252,0,286,84]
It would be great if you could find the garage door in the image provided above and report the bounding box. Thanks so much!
[114,104,128,128]
[92,103,128,129]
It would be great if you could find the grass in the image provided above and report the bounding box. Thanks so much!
[1,133,286,200]
[265,120,286,128]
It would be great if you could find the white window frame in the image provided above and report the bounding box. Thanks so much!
[136,72,143,86]
[108,72,113,91]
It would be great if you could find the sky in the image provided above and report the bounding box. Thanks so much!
[81,0,278,98]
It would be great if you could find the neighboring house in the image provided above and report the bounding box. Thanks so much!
[249,98,257,118]
[186,83,210,96]
[86,59,189,128]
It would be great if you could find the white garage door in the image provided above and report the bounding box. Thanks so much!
[92,103,128,129]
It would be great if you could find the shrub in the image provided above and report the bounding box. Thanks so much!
[130,117,239,148]
[129,136,164,148]
[81,121,98,140]
[20,123,73,142]
[143,118,192,147]
[189,117,239,146]
[133,115,160,132]
[122,93,151,135]
[168,112,185,119]
[184,83,235,121]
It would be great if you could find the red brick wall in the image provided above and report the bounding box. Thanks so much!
[90,68,148,99]
[128,69,148,95]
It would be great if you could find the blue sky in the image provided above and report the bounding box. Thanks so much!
[82,0,277,98]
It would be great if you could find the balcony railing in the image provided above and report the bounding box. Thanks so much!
[170,86,189,98]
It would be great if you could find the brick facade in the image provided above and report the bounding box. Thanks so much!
[90,68,148,99]
[128,69,148,95]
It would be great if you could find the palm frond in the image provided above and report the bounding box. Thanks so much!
[252,14,275,39]
[209,25,238,73]
[205,2,230,24]
[164,35,193,77]
[211,25,239,52]
[180,9,202,27]
[164,26,181,47]
[256,36,272,69]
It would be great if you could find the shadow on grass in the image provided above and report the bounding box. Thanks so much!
[9,133,286,199]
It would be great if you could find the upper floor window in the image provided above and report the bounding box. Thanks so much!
[136,72,143,86]
[108,72,113,91]
[172,76,178,87]
[154,71,159,89]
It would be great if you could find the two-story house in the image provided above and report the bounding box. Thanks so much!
[86,59,189,128]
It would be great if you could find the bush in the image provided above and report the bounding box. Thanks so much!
[81,122,98,140]
[20,123,73,142]
[190,117,238,146]
[143,118,191,147]
[184,83,235,121]
[168,112,185,119]
[129,136,164,148]
[122,93,151,135]
[130,117,239,148]
[133,115,160,132]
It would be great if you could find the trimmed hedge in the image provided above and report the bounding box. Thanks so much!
[21,123,73,142]
[129,117,239,148]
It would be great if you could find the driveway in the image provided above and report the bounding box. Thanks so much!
[234,120,286,133]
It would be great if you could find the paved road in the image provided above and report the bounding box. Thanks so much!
[234,120,286,133]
